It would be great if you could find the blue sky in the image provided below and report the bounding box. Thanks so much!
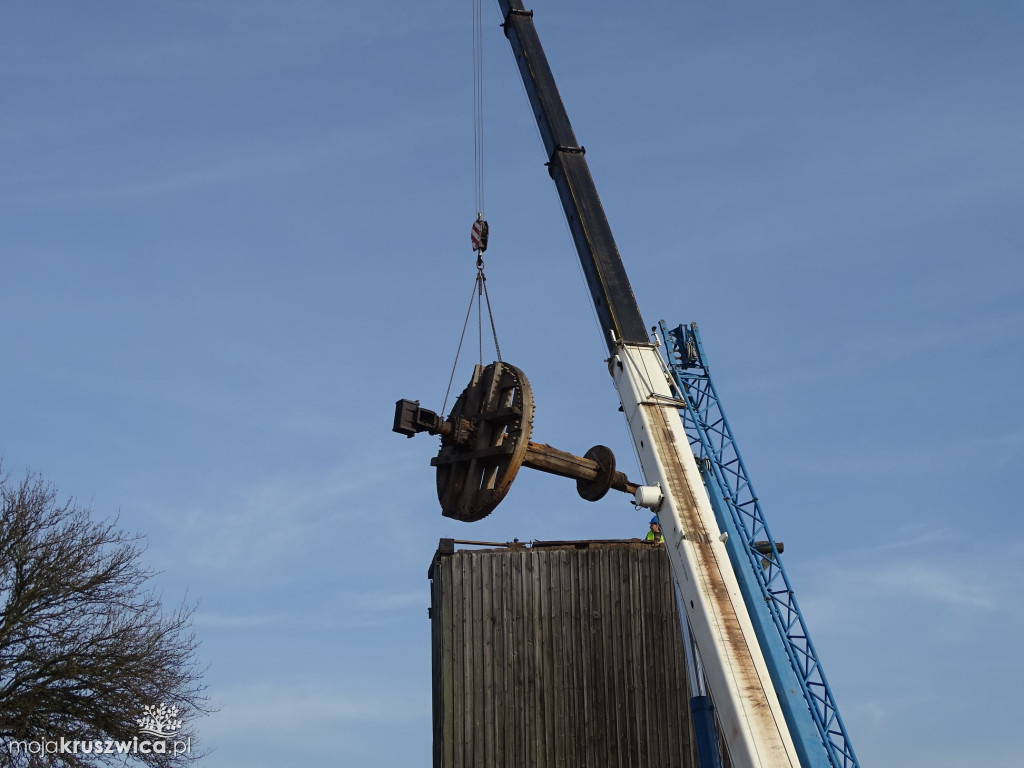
[2,1,1022,766]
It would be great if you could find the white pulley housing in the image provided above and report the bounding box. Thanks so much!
[633,484,664,511]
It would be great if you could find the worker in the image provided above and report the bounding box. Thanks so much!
[646,516,664,543]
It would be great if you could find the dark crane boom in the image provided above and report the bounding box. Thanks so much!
[499,2,649,350]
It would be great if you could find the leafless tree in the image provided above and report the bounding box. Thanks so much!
[0,470,209,767]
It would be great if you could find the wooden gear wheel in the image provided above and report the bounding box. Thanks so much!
[431,361,533,522]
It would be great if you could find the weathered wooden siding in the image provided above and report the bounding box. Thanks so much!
[429,539,698,768]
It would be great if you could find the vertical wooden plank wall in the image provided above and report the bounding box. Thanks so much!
[429,540,699,767]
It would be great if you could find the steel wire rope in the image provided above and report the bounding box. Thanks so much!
[440,0,504,416]
[441,274,482,417]
[478,269,483,365]
[440,265,504,416]
[473,0,502,364]
[480,268,503,362]
[473,0,485,218]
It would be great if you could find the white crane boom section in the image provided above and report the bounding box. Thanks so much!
[611,342,801,768]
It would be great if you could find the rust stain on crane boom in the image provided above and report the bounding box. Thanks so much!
[646,402,790,765]
[600,336,798,767]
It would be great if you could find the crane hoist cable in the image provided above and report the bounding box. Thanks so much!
[473,0,485,220]
[441,0,500,416]
[470,0,489,256]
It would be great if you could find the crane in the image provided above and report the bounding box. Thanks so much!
[394,3,859,766]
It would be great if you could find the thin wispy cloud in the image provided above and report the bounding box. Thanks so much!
[337,589,425,614]
[193,611,285,629]
[798,528,1024,631]
[861,561,1006,612]
[137,439,431,583]
[205,679,427,738]
[725,309,1024,399]
[781,423,1024,478]
[311,588,430,629]
[0,134,365,209]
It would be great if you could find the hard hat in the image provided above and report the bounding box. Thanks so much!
[650,516,659,525]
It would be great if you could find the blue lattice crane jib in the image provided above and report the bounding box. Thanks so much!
[658,321,861,768]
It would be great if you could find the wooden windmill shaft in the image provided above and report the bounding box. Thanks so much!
[394,361,639,522]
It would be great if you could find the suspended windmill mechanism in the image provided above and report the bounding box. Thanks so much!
[394,361,640,523]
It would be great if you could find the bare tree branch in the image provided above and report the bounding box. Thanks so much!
[0,469,209,767]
